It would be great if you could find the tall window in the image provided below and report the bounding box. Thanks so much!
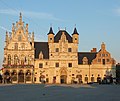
[8,55,11,65]
[98,59,101,62]
[85,76,88,82]
[18,35,22,41]
[21,55,24,65]
[14,55,18,65]
[21,43,25,50]
[68,63,72,67]
[68,48,72,52]
[55,63,59,67]
[39,63,43,68]
[28,55,32,65]
[14,43,18,50]
[91,77,94,82]
[56,48,59,52]
[102,59,105,65]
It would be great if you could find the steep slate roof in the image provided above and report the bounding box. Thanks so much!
[54,30,72,43]
[78,52,97,64]
[34,42,49,59]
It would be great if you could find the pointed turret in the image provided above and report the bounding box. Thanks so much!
[26,23,28,38]
[72,27,79,44]
[72,27,79,35]
[47,27,54,35]
[101,42,106,51]
[48,27,54,43]
[32,32,34,48]
[12,23,15,38]
[5,31,9,47]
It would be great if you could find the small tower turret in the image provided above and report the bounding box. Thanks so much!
[72,27,79,44]
[47,27,54,43]
[101,42,106,51]
[5,31,9,47]
[26,23,28,38]
[32,32,34,48]
[12,23,15,38]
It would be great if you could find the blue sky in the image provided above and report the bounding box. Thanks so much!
[0,0,120,67]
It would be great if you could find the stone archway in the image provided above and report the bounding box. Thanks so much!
[18,70,24,83]
[60,75,67,84]
[76,74,82,84]
[11,70,17,82]
[25,70,31,82]
[60,67,67,84]
[4,70,10,83]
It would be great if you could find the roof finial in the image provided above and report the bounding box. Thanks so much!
[75,24,76,27]
[50,23,52,27]
[65,27,66,31]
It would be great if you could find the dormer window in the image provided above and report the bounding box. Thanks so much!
[39,51,43,59]
[82,57,88,65]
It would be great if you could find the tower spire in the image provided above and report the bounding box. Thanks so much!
[47,27,54,35]
[72,27,79,35]
[19,12,22,23]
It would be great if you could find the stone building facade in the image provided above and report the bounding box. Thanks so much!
[2,13,116,84]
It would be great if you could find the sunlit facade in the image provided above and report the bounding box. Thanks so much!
[2,13,116,84]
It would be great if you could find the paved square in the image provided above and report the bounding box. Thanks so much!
[0,84,120,101]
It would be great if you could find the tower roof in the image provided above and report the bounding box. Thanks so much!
[47,27,54,35]
[54,30,72,43]
[72,27,79,35]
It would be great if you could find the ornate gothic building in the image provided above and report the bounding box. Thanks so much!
[2,13,116,84]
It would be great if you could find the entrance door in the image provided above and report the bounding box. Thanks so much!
[60,75,67,84]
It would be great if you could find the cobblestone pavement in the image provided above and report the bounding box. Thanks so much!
[0,84,120,101]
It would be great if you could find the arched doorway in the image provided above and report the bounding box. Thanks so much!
[4,70,10,83]
[60,68,67,84]
[25,70,31,82]
[18,70,24,83]
[76,75,82,84]
[60,75,67,84]
[39,75,45,83]
[97,77,101,84]
[11,70,17,82]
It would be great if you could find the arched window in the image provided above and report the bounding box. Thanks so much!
[18,35,22,41]
[8,54,11,65]
[28,55,32,65]
[21,43,25,50]
[21,55,24,65]
[14,55,18,65]
[82,57,88,65]
[14,43,18,50]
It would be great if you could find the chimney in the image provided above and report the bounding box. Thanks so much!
[91,48,97,52]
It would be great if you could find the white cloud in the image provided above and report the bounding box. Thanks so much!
[0,9,63,21]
